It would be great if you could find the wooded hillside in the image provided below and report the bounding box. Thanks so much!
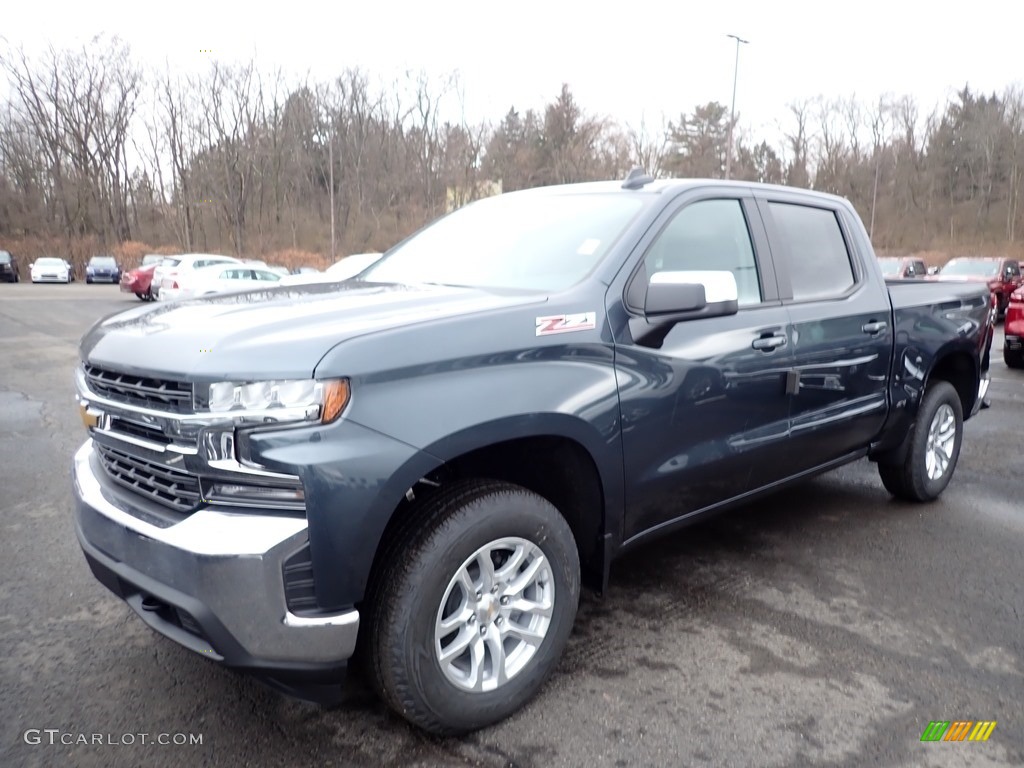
[2,37,1022,270]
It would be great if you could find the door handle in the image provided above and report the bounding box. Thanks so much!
[752,335,787,351]
[861,321,887,334]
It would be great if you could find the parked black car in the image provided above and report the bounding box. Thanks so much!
[71,173,994,736]
[86,256,121,284]
[0,250,19,282]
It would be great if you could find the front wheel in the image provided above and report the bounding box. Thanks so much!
[878,380,964,502]
[364,480,580,735]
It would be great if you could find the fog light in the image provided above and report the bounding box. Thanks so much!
[205,482,305,508]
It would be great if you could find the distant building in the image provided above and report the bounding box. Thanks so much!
[445,179,503,212]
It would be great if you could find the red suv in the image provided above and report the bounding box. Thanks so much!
[936,257,1023,320]
[1005,286,1024,369]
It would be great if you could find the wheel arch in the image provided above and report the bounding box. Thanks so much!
[363,419,621,609]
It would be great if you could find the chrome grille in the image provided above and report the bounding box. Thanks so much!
[95,444,201,512]
[84,364,192,412]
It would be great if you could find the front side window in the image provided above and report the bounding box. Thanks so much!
[642,198,762,306]
[1005,260,1021,278]
[768,203,855,301]
[363,192,646,292]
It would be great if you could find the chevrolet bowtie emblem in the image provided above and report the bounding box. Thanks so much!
[79,403,100,429]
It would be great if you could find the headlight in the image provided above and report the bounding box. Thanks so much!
[207,378,350,423]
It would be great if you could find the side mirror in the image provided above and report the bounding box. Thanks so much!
[644,270,740,319]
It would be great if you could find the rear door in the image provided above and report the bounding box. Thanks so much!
[756,194,891,468]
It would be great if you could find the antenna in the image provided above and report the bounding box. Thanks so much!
[622,167,655,190]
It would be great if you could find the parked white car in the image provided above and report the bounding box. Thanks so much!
[168,263,284,299]
[155,254,243,301]
[278,253,384,286]
[30,257,72,283]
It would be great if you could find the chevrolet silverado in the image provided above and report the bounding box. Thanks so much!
[71,173,994,735]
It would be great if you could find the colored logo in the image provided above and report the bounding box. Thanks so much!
[535,312,597,337]
[920,721,996,742]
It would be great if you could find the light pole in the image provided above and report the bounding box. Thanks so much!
[724,34,749,180]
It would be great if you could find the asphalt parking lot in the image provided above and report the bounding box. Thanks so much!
[1,282,1022,768]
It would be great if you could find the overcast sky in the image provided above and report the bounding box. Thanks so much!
[4,0,1022,147]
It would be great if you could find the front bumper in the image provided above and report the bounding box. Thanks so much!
[72,439,359,686]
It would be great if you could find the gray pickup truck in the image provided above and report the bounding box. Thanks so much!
[71,173,993,735]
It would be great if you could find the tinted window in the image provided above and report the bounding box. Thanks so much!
[643,199,762,306]
[769,203,855,301]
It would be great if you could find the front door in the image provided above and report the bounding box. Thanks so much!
[613,194,794,541]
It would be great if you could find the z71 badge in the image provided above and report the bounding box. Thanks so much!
[535,312,597,336]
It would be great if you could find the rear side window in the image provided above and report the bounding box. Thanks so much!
[769,202,855,301]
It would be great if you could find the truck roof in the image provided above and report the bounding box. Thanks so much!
[502,176,854,207]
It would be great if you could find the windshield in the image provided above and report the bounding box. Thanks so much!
[877,258,901,276]
[90,257,116,266]
[0,251,10,264]
[36,258,64,266]
[160,258,181,268]
[142,254,164,266]
[941,259,1000,277]
[363,192,646,291]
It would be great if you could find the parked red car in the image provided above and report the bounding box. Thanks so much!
[1005,286,1024,369]
[120,263,158,301]
[935,257,1023,320]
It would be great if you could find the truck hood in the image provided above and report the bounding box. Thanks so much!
[80,281,545,380]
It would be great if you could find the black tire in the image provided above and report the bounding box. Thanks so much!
[1005,347,1024,369]
[363,479,580,735]
[878,380,964,502]
[134,292,146,301]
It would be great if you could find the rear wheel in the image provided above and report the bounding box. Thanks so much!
[134,292,146,301]
[364,480,580,735]
[1005,346,1024,369]
[878,381,963,502]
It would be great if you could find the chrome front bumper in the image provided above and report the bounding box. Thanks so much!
[73,440,358,670]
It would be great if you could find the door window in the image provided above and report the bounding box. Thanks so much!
[643,199,762,306]
[768,203,855,301]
